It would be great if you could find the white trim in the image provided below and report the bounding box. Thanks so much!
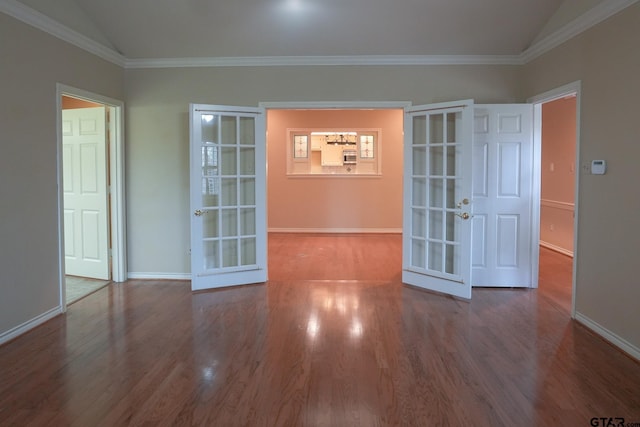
[529,81,581,319]
[0,307,62,346]
[541,199,575,211]
[521,0,639,64]
[268,228,402,234]
[0,0,125,67]
[125,55,522,69]
[260,101,412,110]
[127,273,191,280]
[575,312,640,362]
[539,241,573,257]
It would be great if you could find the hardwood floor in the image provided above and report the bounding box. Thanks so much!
[1,235,639,426]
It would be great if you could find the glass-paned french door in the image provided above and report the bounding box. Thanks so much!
[403,100,473,299]
[190,104,266,291]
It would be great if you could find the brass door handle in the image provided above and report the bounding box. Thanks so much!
[455,212,471,220]
[194,209,204,216]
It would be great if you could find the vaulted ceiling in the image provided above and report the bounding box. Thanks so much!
[9,0,609,61]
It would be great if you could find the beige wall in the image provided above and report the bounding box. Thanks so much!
[267,109,403,231]
[540,97,576,253]
[521,3,640,349]
[0,13,124,337]
[124,65,520,275]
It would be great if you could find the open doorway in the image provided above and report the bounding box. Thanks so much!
[531,83,580,314]
[57,85,126,308]
[265,107,405,282]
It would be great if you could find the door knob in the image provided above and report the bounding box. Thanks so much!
[455,212,470,220]
[194,209,204,216]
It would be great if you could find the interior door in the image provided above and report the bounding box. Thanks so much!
[189,104,267,291]
[472,105,534,287]
[403,100,474,299]
[62,106,110,280]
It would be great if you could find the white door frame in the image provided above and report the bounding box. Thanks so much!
[528,81,581,318]
[56,84,127,311]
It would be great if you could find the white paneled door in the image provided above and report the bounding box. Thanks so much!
[62,107,110,280]
[472,105,534,287]
[403,100,474,299]
[189,104,267,291]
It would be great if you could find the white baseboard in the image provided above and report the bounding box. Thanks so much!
[127,272,191,280]
[0,306,63,346]
[575,312,640,362]
[539,240,573,257]
[268,227,402,234]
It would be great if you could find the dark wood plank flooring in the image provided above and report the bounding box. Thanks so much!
[0,235,638,426]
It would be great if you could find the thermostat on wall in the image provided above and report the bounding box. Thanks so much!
[591,160,606,175]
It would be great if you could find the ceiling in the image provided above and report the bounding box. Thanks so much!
[10,0,608,60]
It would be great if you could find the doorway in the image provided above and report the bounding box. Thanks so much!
[530,82,581,316]
[56,84,126,309]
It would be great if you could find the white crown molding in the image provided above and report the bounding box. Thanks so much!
[124,54,522,69]
[520,0,639,63]
[0,0,125,67]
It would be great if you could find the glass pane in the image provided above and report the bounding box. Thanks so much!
[413,116,426,145]
[203,209,219,238]
[428,241,443,272]
[239,147,255,175]
[429,146,444,176]
[201,177,219,207]
[201,146,218,175]
[446,179,456,209]
[446,212,457,242]
[413,147,426,175]
[221,209,237,237]
[222,239,238,267]
[445,244,456,274]
[429,179,443,208]
[221,147,237,175]
[241,238,256,265]
[201,114,218,144]
[429,114,444,144]
[239,117,255,145]
[429,210,443,240]
[412,178,426,207]
[204,240,219,269]
[240,208,256,236]
[446,113,457,143]
[221,178,237,206]
[360,135,374,158]
[446,145,457,177]
[221,116,237,145]
[412,208,426,238]
[240,178,255,206]
[411,239,425,269]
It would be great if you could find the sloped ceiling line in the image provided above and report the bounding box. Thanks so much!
[0,0,637,69]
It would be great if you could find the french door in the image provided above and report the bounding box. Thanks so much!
[189,104,267,291]
[402,100,474,299]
